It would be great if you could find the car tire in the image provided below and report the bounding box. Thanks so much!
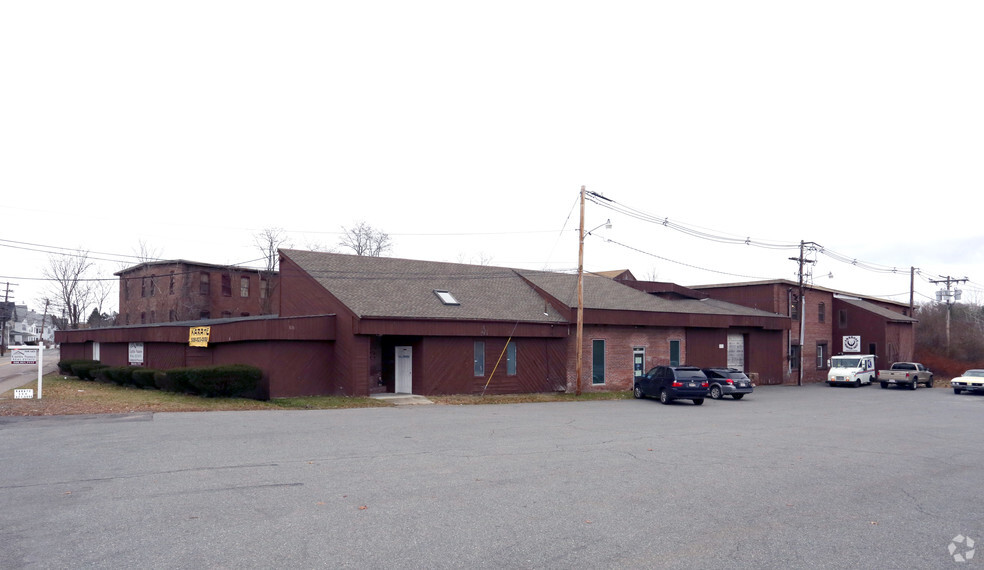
[633,385,643,399]
[928,376,934,388]
[954,388,962,395]
[659,389,671,405]
[710,386,722,400]
[693,398,704,406]
[910,381,917,391]
[880,382,888,389]
[854,379,861,388]
[732,394,744,400]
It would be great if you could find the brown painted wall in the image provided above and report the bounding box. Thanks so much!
[686,328,786,385]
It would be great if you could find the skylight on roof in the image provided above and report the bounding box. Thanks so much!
[434,290,459,305]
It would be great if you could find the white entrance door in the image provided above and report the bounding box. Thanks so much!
[727,334,744,371]
[395,346,412,394]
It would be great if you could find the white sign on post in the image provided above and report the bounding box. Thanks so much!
[9,345,43,399]
[12,347,39,365]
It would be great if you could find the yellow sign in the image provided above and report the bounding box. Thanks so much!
[189,326,211,347]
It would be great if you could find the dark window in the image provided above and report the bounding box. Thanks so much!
[221,311,231,318]
[790,345,800,369]
[240,276,250,297]
[506,341,517,376]
[149,274,156,297]
[140,312,146,324]
[199,272,210,295]
[790,294,799,319]
[816,342,827,369]
[169,309,176,322]
[474,341,485,376]
[221,275,232,297]
[141,277,148,298]
[169,272,175,295]
[200,311,210,320]
[260,277,269,299]
[818,302,825,323]
[839,310,847,328]
[669,340,681,367]
[150,310,156,322]
[592,339,605,384]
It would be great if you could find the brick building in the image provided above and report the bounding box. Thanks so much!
[687,279,917,383]
[116,260,279,325]
[61,251,790,398]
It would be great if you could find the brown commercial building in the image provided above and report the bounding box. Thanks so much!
[689,280,917,383]
[61,251,809,398]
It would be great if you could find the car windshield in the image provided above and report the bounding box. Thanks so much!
[963,370,984,377]
[675,369,705,380]
[831,357,860,368]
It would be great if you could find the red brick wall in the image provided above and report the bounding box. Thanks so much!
[118,262,278,325]
[566,325,686,392]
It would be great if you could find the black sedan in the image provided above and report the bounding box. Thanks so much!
[634,366,709,405]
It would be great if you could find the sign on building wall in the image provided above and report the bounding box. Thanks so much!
[189,326,211,347]
[843,335,861,353]
[128,342,145,365]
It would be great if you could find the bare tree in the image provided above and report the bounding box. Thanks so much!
[134,239,162,262]
[339,222,392,257]
[455,252,494,266]
[43,249,95,330]
[91,278,116,323]
[254,228,292,270]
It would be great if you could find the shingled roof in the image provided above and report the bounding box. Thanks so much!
[283,250,785,324]
[282,250,567,323]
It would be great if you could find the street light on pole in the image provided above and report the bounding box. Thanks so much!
[575,185,611,396]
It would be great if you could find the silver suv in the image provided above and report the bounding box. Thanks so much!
[701,368,754,400]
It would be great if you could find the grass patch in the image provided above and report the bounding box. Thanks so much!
[0,374,392,416]
[1,374,630,416]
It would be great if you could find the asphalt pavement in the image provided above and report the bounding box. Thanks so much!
[1,382,982,568]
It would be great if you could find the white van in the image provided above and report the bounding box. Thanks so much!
[827,355,877,387]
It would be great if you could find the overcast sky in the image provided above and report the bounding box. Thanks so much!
[2,1,982,315]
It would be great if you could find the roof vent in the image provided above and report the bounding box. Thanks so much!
[434,290,460,305]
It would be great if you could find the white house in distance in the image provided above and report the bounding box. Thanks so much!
[2,304,57,347]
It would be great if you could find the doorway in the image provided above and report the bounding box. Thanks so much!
[727,334,745,371]
[395,346,412,394]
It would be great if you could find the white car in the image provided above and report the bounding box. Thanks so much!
[951,369,984,395]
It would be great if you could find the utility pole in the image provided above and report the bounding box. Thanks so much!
[910,267,916,316]
[575,186,586,396]
[930,275,968,352]
[39,298,51,348]
[1,282,14,356]
[789,242,816,386]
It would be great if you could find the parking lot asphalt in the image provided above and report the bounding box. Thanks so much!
[1,383,981,569]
